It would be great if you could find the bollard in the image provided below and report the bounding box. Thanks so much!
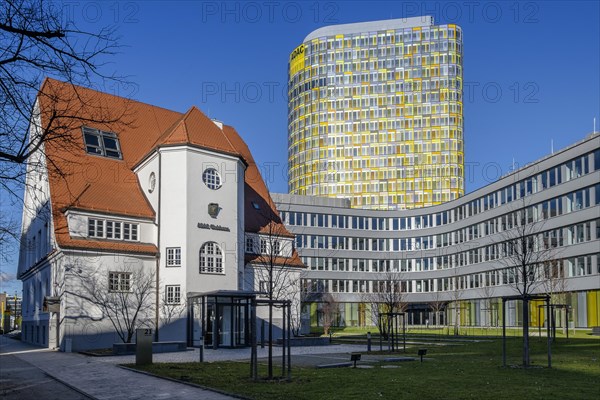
[199,336,204,362]
[367,331,372,352]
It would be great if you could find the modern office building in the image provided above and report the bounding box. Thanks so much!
[1,293,22,332]
[18,79,303,350]
[288,16,464,210]
[275,132,600,329]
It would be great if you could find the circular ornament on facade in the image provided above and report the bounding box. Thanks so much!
[202,168,222,190]
[148,172,156,193]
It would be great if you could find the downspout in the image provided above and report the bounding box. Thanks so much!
[155,150,162,342]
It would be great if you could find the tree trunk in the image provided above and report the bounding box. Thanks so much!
[522,298,530,367]
[454,304,460,336]
[268,302,273,379]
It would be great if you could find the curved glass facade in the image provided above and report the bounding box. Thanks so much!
[288,17,464,210]
[276,134,600,328]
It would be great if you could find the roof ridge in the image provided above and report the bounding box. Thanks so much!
[149,107,194,148]
[217,121,238,156]
[42,77,183,115]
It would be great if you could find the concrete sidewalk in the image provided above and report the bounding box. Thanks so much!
[0,336,236,400]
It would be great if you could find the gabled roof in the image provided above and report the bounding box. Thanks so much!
[148,106,242,159]
[37,79,298,258]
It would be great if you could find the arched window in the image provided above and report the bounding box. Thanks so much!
[199,242,223,274]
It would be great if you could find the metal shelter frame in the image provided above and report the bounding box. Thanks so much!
[378,312,406,353]
[251,299,292,381]
[537,303,572,340]
[501,294,551,368]
[187,290,258,349]
[188,291,292,381]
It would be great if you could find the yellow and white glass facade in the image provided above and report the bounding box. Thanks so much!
[288,16,464,210]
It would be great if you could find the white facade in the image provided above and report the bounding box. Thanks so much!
[18,83,303,350]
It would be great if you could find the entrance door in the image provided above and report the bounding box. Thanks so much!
[233,302,247,347]
[205,303,215,347]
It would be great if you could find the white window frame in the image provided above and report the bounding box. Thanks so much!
[108,272,131,292]
[272,240,281,256]
[260,238,268,254]
[245,237,255,254]
[88,218,104,237]
[88,217,139,242]
[258,280,268,297]
[123,223,138,241]
[199,242,223,274]
[105,220,122,239]
[166,247,181,267]
[202,168,222,190]
[165,285,181,304]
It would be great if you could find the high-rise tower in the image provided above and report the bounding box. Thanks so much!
[287,16,464,209]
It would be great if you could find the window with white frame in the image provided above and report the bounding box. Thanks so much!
[88,218,139,241]
[165,285,181,304]
[108,272,131,292]
[260,238,268,254]
[259,280,268,296]
[272,240,281,255]
[123,223,138,241]
[199,242,223,274]
[166,247,181,267]
[202,168,222,190]
[82,127,122,159]
[106,220,122,239]
[88,218,104,237]
[245,237,255,254]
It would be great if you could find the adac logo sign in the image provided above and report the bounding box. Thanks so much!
[289,44,305,76]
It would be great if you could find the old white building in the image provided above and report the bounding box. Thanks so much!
[18,79,303,351]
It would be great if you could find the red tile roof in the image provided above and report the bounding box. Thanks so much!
[38,79,300,265]
[245,253,305,268]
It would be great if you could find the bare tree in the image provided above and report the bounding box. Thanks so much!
[287,270,311,337]
[540,259,569,334]
[320,292,338,336]
[499,203,554,367]
[160,291,186,328]
[363,271,407,339]
[478,282,497,334]
[429,288,447,329]
[73,264,156,344]
[245,213,300,379]
[449,267,465,336]
[1,0,128,239]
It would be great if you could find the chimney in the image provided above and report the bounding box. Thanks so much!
[211,119,223,130]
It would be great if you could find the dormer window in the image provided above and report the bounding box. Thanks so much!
[82,127,122,159]
[88,217,138,241]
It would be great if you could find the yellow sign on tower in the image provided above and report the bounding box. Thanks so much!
[289,44,305,75]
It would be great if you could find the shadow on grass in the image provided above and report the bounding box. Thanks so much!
[127,338,600,400]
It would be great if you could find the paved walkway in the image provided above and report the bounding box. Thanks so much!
[0,335,373,399]
[97,342,368,365]
[0,336,235,400]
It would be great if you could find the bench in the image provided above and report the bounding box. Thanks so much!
[350,352,361,368]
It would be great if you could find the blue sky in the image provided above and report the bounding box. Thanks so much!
[1,0,599,294]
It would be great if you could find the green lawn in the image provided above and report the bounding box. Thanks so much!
[326,325,595,339]
[324,325,593,339]
[128,337,600,400]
